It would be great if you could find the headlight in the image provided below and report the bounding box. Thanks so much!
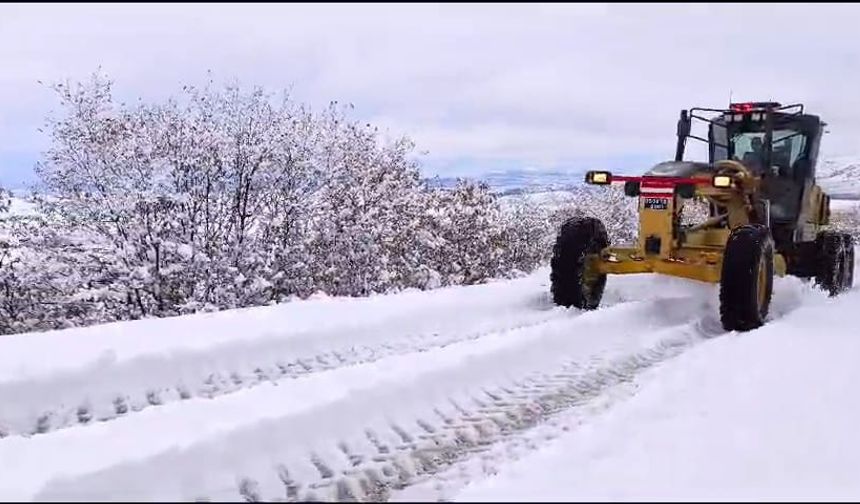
[585,171,612,185]
[712,175,733,188]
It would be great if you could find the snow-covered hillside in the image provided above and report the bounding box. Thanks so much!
[818,156,860,199]
[0,249,856,501]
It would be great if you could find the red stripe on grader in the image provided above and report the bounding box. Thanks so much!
[610,175,711,187]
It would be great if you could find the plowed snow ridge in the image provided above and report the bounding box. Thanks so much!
[0,265,832,501]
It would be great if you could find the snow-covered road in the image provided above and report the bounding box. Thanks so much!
[0,258,852,501]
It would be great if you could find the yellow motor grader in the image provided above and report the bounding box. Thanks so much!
[551,101,854,331]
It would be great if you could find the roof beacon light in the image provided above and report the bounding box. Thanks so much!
[729,101,782,113]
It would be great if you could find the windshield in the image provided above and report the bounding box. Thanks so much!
[731,130,806,163]
[729,129,808,175]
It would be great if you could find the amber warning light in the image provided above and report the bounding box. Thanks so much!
[585,171,612,185]
[712,175,734,188]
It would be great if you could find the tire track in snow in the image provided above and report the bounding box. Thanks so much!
[31,291,726,501]
[0,276,693,440]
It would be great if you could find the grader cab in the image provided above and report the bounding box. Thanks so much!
[551,102,854,331]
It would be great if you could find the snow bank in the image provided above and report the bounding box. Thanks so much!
[0,276,532,383]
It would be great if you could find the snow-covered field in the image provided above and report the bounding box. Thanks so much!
[0,249,856,501]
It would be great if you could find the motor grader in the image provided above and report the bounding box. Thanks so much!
[551,101,855,331]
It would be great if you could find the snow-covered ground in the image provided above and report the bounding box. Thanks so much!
[0,249,855,501]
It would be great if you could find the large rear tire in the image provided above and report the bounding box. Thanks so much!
[843,234,855,291]
[550,216,609,310]
[719,224,774,332]
[815,231,847,296]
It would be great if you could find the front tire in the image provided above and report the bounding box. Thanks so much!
[719,224,774,332]
[550,216,609,310]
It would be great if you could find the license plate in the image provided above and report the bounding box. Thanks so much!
[643,197,669,210]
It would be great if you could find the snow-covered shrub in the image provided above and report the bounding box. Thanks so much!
[301,110,432,296]
[419,179,509,285]
[33,74,321,317]
[0,213,125,334]
[496,195,558,276]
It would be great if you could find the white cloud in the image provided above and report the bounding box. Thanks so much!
[2,3,860,183]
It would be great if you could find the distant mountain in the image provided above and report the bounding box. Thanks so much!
[426,169,586,195]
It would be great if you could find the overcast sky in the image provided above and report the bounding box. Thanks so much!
[3,3,860,187]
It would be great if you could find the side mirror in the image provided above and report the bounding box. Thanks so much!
[677,110,692,138]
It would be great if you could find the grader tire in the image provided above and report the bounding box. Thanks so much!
[719,224,774,332]
[843,234,855,291]
[815,231,847,297]
[550,216,609,310]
